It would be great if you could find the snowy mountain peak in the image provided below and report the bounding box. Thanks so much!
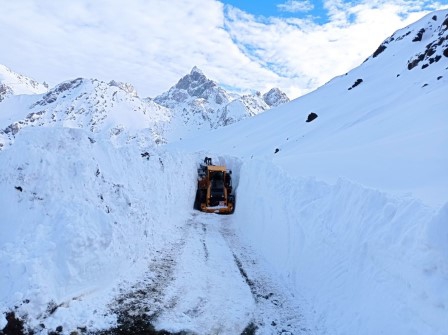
[153,67,290,136]
[0,64,48,102]
[190,65,204,76]
[263,88,290,107]
[169,66,226,102]
[153,67,232,132]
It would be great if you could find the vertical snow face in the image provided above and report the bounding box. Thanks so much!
[233,159,447,335]
[0,126,198,327]
[0,64,48,101]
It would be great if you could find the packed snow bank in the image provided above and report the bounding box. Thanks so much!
[0,127,198,330]
[234,158,448,335]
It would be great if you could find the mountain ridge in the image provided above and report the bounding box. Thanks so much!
[0,66,290,147]
[154,66,290,131]
[0,64,48,102]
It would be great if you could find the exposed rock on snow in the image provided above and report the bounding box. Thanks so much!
[0,83,13,102]
[367,10,448,72]
[348,78,363,90]
[305,112,318,122]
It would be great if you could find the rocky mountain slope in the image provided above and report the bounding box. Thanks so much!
[154,66,289,131]
[0,64,48,102]
[0,78,172,149]
[0,66,289,147]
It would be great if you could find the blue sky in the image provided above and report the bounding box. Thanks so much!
[1,0,447,99]
[221,0,447,23]
[222,0,328,23]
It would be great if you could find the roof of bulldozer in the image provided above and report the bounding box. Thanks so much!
[207,165,227,172]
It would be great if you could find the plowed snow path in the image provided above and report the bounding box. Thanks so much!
[107,212,314,334]
[154,212,254,334]
[153,212,313,334]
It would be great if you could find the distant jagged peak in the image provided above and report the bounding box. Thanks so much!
[263,88,290,107]
[190,66,204,76]
[155,66,231,106]
[32,78,86,107]
[109,80,138,97]
[174,66,216,92]
[0,64,48,101]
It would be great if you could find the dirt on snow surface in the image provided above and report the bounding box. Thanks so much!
[1,212,313,335]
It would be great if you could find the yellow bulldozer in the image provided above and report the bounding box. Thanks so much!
[194,157,235,214]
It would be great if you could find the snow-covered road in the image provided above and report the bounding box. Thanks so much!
[100,211,312,335]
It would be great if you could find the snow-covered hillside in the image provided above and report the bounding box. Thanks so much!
[0,64,48,102]
[1,9,448,335]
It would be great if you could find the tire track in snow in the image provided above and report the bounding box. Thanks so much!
[152,212,254,334]
[219,217,313,335]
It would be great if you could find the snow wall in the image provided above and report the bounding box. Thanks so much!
[0,127,198,329]
[234,158,448,335]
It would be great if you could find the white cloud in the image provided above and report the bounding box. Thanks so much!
[223,0,448,97]
[0,0,447,99]
[277,0,314,13]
